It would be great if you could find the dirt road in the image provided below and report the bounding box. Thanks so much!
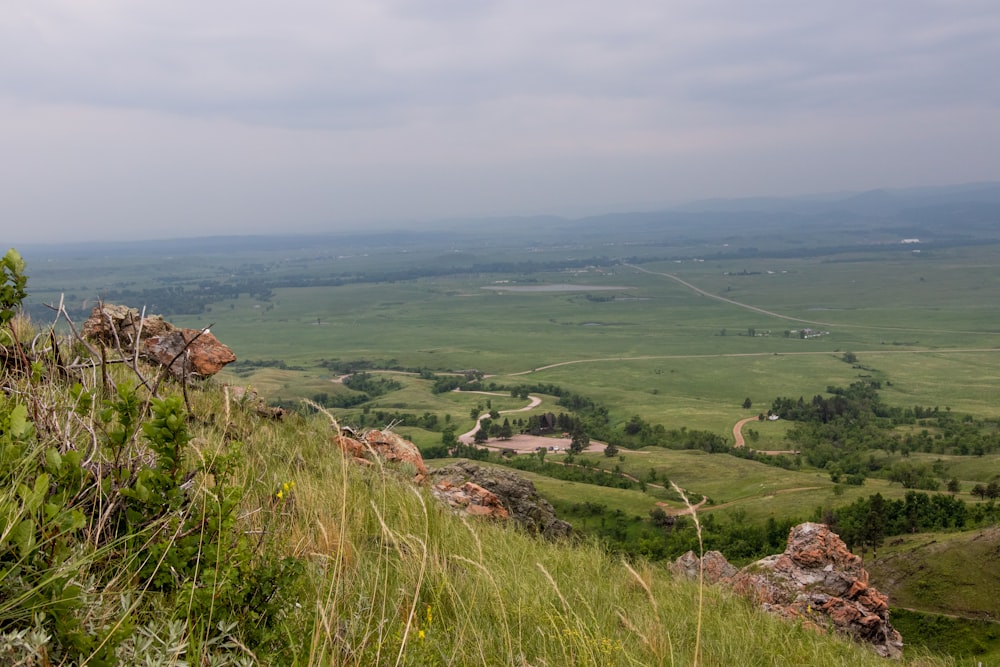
[732,416,759,448]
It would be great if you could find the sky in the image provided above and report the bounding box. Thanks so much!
[3,0,999,242]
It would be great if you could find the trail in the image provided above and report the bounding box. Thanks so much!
[509,347,1000,376]
[890,606,999,623]
[625,263,991,336]
[692,487,823,513]
[732,416,758,448]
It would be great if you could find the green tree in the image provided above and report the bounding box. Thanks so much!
[603,442,619,458]
[499,418,513,440]
[570,427,589,455]
[947,477,960,494]
[0,248,28,329]
[863,493,887,558]
[441,424,457,449]
[742,397,752,409]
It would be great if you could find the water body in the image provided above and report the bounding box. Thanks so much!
[481,284,627,292]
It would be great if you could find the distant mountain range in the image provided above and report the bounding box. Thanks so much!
[18,182,1000,257]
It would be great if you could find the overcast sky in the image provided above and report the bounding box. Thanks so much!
[3,1,999,242]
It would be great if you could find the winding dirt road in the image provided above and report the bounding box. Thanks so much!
[732,416,759,448]
[455,390,606,453]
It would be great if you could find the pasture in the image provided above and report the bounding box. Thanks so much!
[18,230,1000,520]
[178,243,1000,434]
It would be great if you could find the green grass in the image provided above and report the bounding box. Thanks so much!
[7,240,1000,665]
[867,528,1000,619]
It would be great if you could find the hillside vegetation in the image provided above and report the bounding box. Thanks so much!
[0,248,953,665]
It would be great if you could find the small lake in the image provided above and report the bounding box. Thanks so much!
[481,284,628,293]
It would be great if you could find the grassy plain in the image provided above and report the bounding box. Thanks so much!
[172,244,1000,426]
[15,218,1000,658]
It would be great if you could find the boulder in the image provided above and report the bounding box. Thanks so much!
[82,304,172,347]
[362,430,429,479]
[142,329,237,379]
[429,461,572,539]
[82,304,236,379]
[431,480,509,520]
[332,428,427,482]
[669,550,737,584]
[671,522,903,659]
[228,385,285,420]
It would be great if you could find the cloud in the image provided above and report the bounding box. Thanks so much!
[5,1,997,126]
[1,1,999,242]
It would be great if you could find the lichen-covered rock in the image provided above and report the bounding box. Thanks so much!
[332,428,428,482]
[429,461,571,539]
[228,385,285,419]
[82,304,236,379]
[432,479,509,520]
[142,328,237,379]
[362,429,429,479]
[82,304,173,347]
[671,522,903,659]
[669,550,737,584]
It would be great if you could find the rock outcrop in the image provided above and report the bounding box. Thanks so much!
[333,428,428,482]
[429,461,572,539]
[432,479,510,520]
[228,385,285,420]
[671,522,903,659]
[82,304,236,379]
[329,431,569,537]
[669,549,737,584]
[142,329,237,379]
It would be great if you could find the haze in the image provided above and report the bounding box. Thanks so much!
[3,1,999,243]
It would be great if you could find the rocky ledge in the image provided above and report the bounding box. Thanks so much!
[671,522,903,659]
[430,461,572,539]
[82,304,236,380]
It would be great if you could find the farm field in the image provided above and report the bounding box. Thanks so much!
[19,232,1000,464]
[110,242,996,433]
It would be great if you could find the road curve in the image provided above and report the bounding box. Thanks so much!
[732,416,759,448]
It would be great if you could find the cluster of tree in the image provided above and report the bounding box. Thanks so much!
[502,456,640,490]
[70,256,623,321]
[318,358,418,374]
[473,417,514,442]
[771,380,888,424]
[363,410,443,431]
[230,358,291,370]
[824,491,1000,553]
[229,358,308,377]
[971,482,1000,500]
[309,392,368,409]
[559,501,799,564]
[341,371,402,397]
[86,284,240,316]
[773,382,1000,488]
[429,370,485,394]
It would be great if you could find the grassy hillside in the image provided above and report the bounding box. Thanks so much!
[0,333,948,665]
[11,229,1000,662]
[868,528,1000,619]
[866,529,1000,663]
